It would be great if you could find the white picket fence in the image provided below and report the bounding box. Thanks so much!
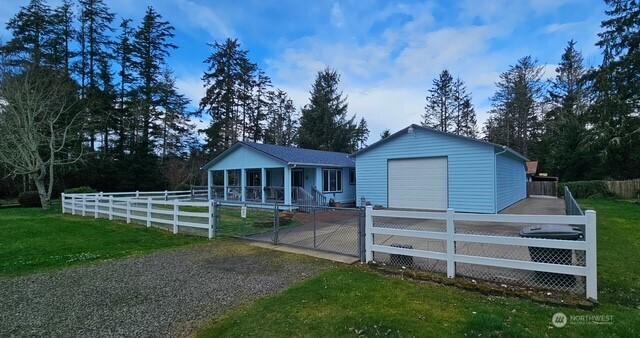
[364,206,598,300]
[61,191,216,238]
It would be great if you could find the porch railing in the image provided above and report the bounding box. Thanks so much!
[211,185,224,199]
[226,186,241,200]
[245,186,262,202]
[265,186,285,203]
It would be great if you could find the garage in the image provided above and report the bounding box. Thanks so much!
[355,124,528,213]
[388,157,448,210]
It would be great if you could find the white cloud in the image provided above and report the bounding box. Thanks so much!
[330,2,345,28]
[175,0,234,39]
[175,75,205,107]
[544,22,580,34]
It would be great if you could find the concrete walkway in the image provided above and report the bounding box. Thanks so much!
[500,197,565,215]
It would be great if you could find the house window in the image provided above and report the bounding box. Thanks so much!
[349,168,356,185]
[323,169,342,193]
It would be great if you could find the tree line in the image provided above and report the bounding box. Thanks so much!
[422,1,639,182]
[1,0,638,207]
[0,0,369,206]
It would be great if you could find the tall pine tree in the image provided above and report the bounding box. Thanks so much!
[297,67,368,153]
[486,56,544,157]
[132,6,176,154]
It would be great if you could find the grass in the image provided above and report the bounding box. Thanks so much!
[0,205,204,276]
[197,198,640,337]
[160,204,300,237]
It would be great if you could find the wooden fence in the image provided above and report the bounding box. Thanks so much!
[604,179,640,199]
[365,206,598,300]
[527,181,557,197]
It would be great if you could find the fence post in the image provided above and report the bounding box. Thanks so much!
[164,190,168,201]
[136,190,140,198]
[365,205,373,262]
[172,201,179,234]
[81,195,86,216]
[586,210,598,301]
[108,196,113,220]
[61,193,66,213]
[126,199,131,223]
[313,207,317,248]
[446,208,455,278]
[94,194,99,219]
[146,198,152,228]
[273,202,279,244]
[71,195,76,215]
[208,200,215,239]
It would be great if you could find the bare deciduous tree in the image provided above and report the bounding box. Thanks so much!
[0,69,82,209]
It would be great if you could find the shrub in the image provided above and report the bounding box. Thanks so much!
[18,191,41,207]
[560,181,613,199]
[174,183,191,191]
[328,198,336,207]
[64,186,96,194]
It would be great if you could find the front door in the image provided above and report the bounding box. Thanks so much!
[292,169,304,188]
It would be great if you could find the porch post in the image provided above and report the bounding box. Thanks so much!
[284,166,292,205]
[207,170,213,200]
[223,169,228,200]
[315,167,323,191]
[261,168,267,204]
[241,168,246,202]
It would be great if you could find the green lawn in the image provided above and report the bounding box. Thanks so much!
[163,205,299,237]
[0,205,204,276]
[198,199,640,337]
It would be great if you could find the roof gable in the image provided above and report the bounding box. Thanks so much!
[355,124,528,162]
[202,142,355,170]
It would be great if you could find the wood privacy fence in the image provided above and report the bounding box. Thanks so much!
[604,179,640,199]
[364,206,598,300]
[527,181,557,197]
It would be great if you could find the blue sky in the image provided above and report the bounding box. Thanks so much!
[1,0,607,142]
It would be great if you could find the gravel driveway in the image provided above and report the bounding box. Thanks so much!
[0,241,329,337]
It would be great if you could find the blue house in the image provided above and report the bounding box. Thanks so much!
[201,142,356,206]
[354,124,528,213]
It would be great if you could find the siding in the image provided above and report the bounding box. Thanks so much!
[320,167,356,204]
[495,151,527,211]
[208,145,285,171]
[356,129,496,213]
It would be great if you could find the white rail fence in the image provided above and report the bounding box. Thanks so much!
[61,191,216,239]
[364,206,597,300]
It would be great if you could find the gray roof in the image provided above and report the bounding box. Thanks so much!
[354,124,528,162]
[202,141,355,170]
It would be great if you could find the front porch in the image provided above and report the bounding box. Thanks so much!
[207,166,326,206]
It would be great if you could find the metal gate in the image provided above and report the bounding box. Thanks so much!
[213,202,365,260]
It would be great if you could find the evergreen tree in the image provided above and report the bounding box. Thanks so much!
[47,0,75,74]
[78,0,114,150]
[586,0,640,179]
[113,18,135,156]
[380,129,391,140]
[486,56,544,157]
[543,40,590,180]
[1,0,51,69]
[451,77,477,137]
[199,38,251,154]
[423,70,454,132]
[132,6,176,153]
[157,70,192,159]
[265,89,298,146]
[298,67,368,153]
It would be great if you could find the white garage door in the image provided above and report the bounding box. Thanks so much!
[388,157,448,210]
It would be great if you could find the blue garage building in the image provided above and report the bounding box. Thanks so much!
[354,124,528,213]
